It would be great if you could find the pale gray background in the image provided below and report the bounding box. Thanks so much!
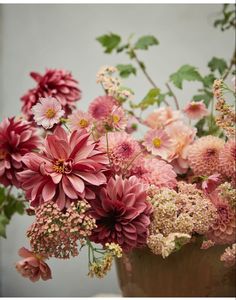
[0,3,235,297]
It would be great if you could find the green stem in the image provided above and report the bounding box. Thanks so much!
[222,49,236,81]
[165,82,180,110]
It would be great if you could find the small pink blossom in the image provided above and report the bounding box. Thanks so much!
[88,96,117,120]
[183,101,208,120]
[143,129,173,160]
[32,97,64,129]
[144,107,181,129]
[109,106,127,130]
[16,247,52,282]
[202,173,221,194]
[68,110,94,132]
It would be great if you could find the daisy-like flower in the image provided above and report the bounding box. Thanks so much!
[31,97,64,129]
[16,247,52,282]
[88,96,117,120]
[219,139,236,185]
[143,129,173,160]
[68,110,94,132]
[108,106,127,130]
[0,117,41,187]
[144,107,181,129]
[187,135,225,176]
[17,126,108,209]
[183,101,208,120]
[89,175,152,252]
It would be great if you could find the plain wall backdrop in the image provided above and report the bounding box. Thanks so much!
[0,3,235,297]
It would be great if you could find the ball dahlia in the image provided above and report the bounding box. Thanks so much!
[89,175,153,252]
[219,139,236,184]
[88,95,117,121]
[187,135,224,176]
[21,69,81,120]
[0,117,41,187]
[17,126,108,209]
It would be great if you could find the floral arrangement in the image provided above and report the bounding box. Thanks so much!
[0,4,235,283]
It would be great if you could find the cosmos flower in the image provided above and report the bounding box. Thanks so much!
[183,101,208,119]
[108,106,127,130]
[68,110,94,132]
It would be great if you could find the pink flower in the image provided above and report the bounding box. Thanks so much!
[21,69,81,120]
[0,118,41,187]
[68,110,94,132]
[89,175,153,252]
[183,101,208,119]
[88,96,117,120]
[31,97,64,129]
[202,173,221,194]
[219,139,236,185]
[109,106,127,130]
[144,107,181,129]
[130,156,177,189]
[221,244,236,267]
[125,115,139,134]
[143,128,173,160]
[17,127,108,209]
[15,247,52,282]
[165,121,196,174]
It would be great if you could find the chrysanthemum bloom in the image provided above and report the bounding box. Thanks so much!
[130,156,177,189]
[15,247,52,282]
[165,121,196,174]
[183,101,208,120]
[100,131,141,175]
[202,173,221,194]
[143,129,173,160]
[88,96,117,121]
[27,201,96,259]
[21,69,81,120]
[68,110,94,132]
[144,107,181,129]
[108,106,127,130]
[219,139,236,185]
[207,190,236,244]
[31,97,64,129]
[0,117,41,187]
[18,127,108,209]
[187,135,224,176]
[220,244,236,267]
[89,175,153,252]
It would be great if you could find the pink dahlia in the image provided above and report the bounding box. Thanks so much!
[88,96,117,120]
[17,127,108,209]
[100,131,141,175]
[31,97,64,129]
[219,139,236,184]
[165,121,196,174]
[16,247,52,282]
[144,107,181,129]
[130,156,177,189]
[68,110,94,132]
[187,136,224,176]
[89,175,152,252]
[183,101,208,120]
[0,117,41,187]
[143,128,173,160]
[21,69,81,120]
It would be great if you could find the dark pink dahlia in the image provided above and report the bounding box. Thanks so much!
[21,69,81,120]
[0,117,41,187]
[89,175,153,252]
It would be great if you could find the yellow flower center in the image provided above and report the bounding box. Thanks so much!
[152,137,162,148]
[53,159,65,173]
[113,115,120,124]
[79,119,89,128]
[45,108,56,119]
[0,149,7,160]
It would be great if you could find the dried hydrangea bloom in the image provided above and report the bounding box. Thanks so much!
[220,244,236,267]
[187,135,224,176]
[219,139,236,185]
[27,200,96,259]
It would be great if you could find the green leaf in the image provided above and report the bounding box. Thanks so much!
[170,65,202,89]
[208,57,228,76]
[134,35,159,50]
[193,90,213,107]
[116,44,129,53]
[96,33,121,53]
[116,64,137,78]
[202,74,216,88]
[0,214,9,238]
[130,88,161,110]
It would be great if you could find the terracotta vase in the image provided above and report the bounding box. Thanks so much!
[116,240,236,297]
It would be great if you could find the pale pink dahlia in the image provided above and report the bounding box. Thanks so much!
[144,107,181,129]
[21,69,81,120]
[17,127,108,209]
[100,131,141,175]
[88,96,117,120]
[130,156,177,189]
[143,128,173,160]
[89,175,153,252]
[31,97,64,129]
[219,139,236,184]
[187,135,224,176]
[16,247,52,282]
[68,110,94,132]
[0,117,41,187]
[183,101,208,120]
